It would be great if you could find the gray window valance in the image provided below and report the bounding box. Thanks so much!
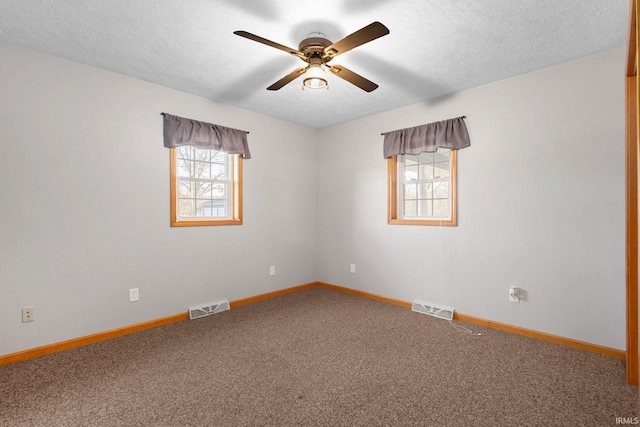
[162,113,251,159]
[382,116,470,159]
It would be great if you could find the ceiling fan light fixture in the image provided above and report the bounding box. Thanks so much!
[302,59,328,90]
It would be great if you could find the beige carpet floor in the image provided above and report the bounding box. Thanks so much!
[0,287,637,426]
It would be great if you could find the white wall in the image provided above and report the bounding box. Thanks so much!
[0,41,627,355]
[0,42,318,355]
[316,48,626,349]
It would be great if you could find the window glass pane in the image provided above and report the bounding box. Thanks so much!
[404,165,418,181]
[196,182,213,199]
[212,162,226,180]
[434,162,450,178]
[179,199,195,217]
[211,151,226,163]
[177,154,193,177]
[194,148,210,162]
[417,183,432,199]
[418,152,434,163]
[405,155,419,165]
[432,181,449,199]
[212,183,226,199]
[404,200,417,216]
[198,200,226,217]
[416,199,432,217]
[419,164,434,179]
[179,180,193,198]
[433,150,450,163]
[404,183,417,199]
[433,199,450,217]
[176,146,192,160]
[193,161,210,179]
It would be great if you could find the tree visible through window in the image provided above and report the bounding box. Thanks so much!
[170,147,242,227]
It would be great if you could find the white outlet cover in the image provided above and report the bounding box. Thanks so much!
[129,288,139,302]
[350,264,356,273]
[509,286,520,303]
[269,266,276,276]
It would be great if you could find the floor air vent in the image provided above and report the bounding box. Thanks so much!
[411,300,454,321]
[188,299,230,320]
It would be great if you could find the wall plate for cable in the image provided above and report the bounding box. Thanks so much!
[411,300,454,321]
[22,306,35,323]
[189,299,230,320]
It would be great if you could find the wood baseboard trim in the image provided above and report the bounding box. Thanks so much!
[317,282,412,309]
[318,282,625,360]
[0,312,189,366]
[454,313,625,360]
[229,282,318,308]
[1,281,624,366]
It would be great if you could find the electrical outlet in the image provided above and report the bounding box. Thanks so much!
[269,266,276,276]
[22,306,35,323]
[509,286,520,303]
[350,264,356,274]
[129,288,139,302]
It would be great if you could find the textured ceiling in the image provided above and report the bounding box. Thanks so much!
[0,0,629,128]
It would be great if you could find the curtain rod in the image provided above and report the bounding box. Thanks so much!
[380,116,466,135]
[161,112,250,134]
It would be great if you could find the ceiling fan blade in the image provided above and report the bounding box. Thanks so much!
[234,30,305,59]
[324,22,389,59]
[267,67,307,90]
[327,65,378,92]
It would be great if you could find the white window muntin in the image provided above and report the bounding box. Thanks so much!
[397,150,452,220]
[175,147,234,221]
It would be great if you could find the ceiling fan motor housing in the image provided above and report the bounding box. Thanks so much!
[298,37,332,60]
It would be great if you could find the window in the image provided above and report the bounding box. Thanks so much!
[387,149,457,226]
[170,147,242,226]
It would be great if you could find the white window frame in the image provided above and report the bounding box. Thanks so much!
[387,149,457,226]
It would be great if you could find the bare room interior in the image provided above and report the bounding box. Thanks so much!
[1,1,639,425]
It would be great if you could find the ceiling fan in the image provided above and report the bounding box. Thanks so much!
[233,22,389,92]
